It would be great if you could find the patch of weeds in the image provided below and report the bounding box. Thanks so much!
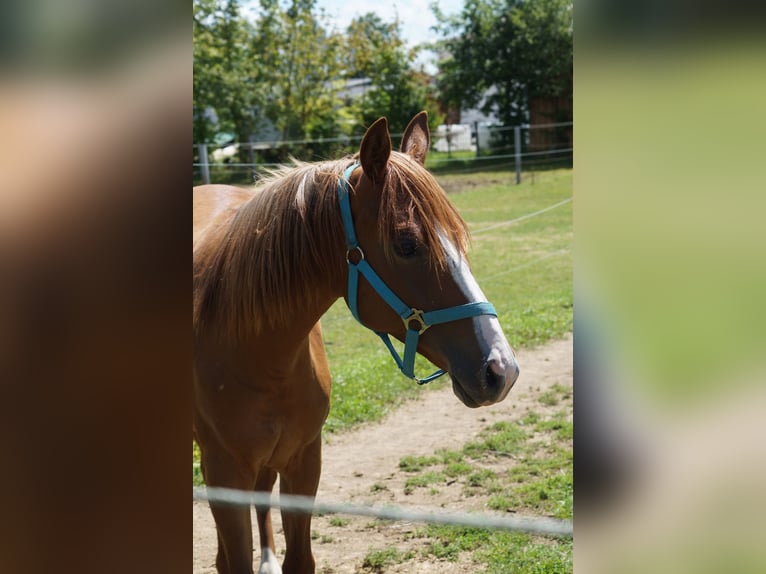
[362,547,414,571]
[486,493,514,511]
[328,516,350,527]
[476,532,573,574]
[437,449,464,465]
[399,454,440,472]
[369,482,388,493]
[520,411,541,426]
[464,422,526,458]
[535,418,573,441]
[404,471,446,494]
[537,389,559,406]
[550,383,571,400]
[318,534,334,544]
[466,468,497,488]
[445,461,473,477]
[421,525,492,561]
[489,471,573,519]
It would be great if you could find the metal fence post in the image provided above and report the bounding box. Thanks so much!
[514,125,522,184]
[198,143,210,185]
[473,121,480,157]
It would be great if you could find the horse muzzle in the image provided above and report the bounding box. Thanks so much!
[450,352,519,408]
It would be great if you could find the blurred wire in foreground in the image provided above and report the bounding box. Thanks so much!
[194,486,573,538]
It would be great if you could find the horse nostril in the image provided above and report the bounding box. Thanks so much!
[485,362,506,390]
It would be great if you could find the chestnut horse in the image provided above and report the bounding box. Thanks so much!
[193,112,519,573]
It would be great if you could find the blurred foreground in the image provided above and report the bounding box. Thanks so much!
[575,13,766,574]
[0,3,190,571]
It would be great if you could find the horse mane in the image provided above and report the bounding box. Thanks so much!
[193,152,470,341]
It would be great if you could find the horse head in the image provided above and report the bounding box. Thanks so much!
[340,112,519,407]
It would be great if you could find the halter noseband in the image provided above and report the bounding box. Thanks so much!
[337,162,498,384]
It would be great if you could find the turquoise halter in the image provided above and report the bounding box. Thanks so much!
[337,163,498,384]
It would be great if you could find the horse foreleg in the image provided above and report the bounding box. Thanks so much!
[254,467,281,574]
[279,435,322,574]
[202,445,257,574]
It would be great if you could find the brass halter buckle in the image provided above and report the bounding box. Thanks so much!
[404,309,430,334]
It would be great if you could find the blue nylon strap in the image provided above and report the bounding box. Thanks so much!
[347,264,361,322]
[355,260,411,319]
[423,302,497,326]
[376,331,446,384]
[403,328,420,377]
[338,164,359,249]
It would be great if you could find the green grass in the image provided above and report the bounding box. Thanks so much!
[361,546,414,571]
[399,455,441,473]
[404,471,447,495]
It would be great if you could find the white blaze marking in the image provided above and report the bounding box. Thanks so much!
[438,230,518,381]
[258,547,282,574]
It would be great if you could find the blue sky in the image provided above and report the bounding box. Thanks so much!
[242,0,465,72]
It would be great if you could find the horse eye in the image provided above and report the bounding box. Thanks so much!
[395,234,419,258]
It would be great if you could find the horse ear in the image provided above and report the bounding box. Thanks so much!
[400,111,430,165]
[359,117,391,184]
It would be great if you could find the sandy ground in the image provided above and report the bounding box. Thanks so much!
[193,334,573,573]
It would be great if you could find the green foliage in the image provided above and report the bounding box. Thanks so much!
[341,14,443,134]
[254,0,345,141]
[194,0,261,146]
[433,0,573,125]
[193,1,441,153]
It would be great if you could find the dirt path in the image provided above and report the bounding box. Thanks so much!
[193,335,572,573]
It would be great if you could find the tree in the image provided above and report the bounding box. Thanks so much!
[433,0,573,126]
[342,14,443,135]
[193,0,261,154]
[252,0,344,141]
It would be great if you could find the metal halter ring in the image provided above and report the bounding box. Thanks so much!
[346,246,365,265]
[404,309,430,334]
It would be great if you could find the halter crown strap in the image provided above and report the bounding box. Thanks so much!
[337,162,498,384]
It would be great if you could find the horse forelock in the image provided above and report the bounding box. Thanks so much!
[380,153,470,268]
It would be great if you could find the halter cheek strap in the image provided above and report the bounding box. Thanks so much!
[337,163,498,384]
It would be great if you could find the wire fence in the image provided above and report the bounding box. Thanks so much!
[193,487,573,538]
[193,121,572,186]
